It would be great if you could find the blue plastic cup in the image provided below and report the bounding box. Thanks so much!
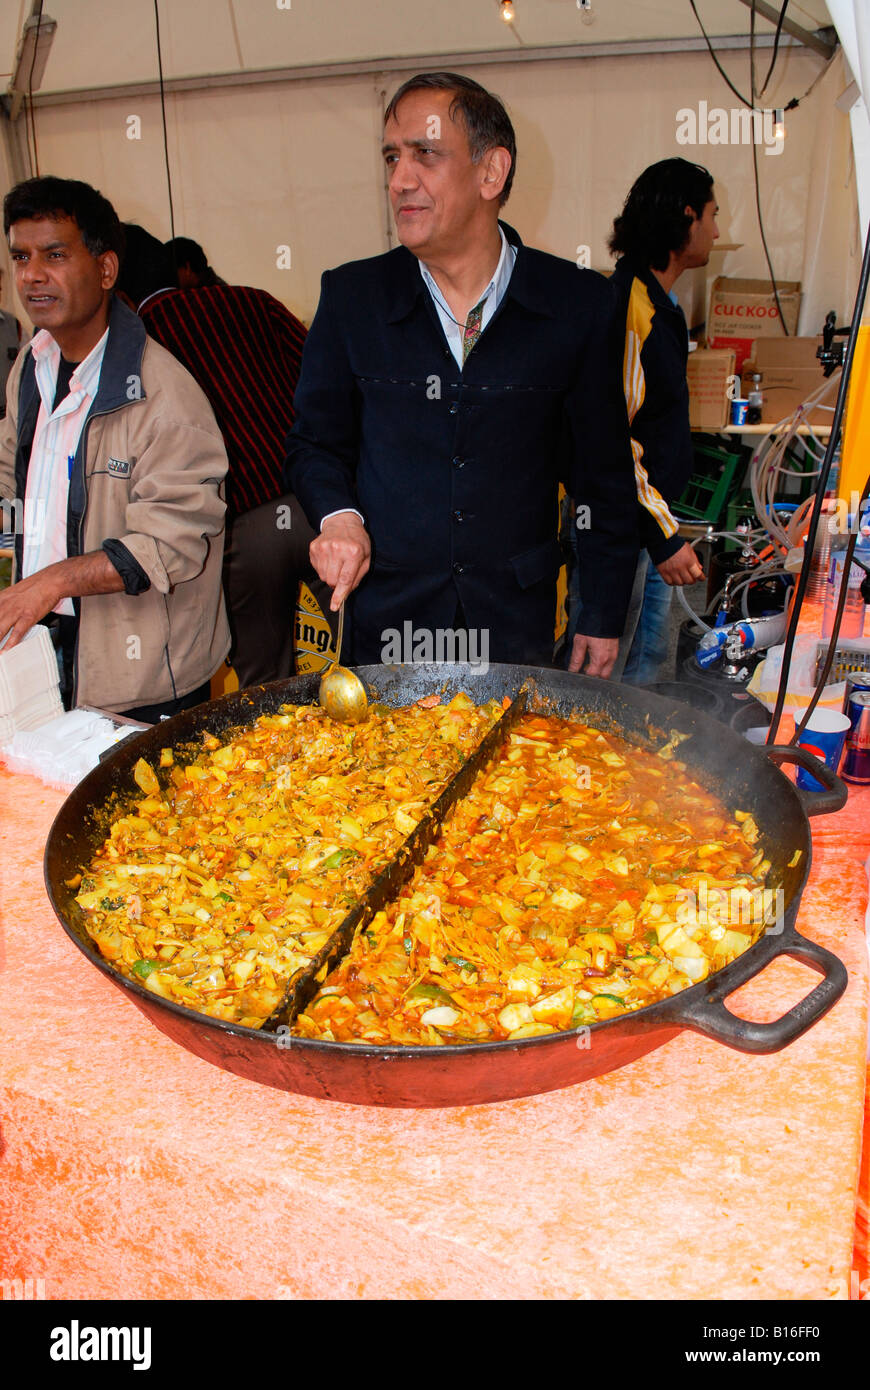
[731,398,749,426]
[795,709,851,792]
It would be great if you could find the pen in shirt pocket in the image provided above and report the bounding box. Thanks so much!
[67,454,75,480]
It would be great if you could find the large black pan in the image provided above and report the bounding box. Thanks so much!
[44,665,848,1107]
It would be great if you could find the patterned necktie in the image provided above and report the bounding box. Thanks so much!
[462,298,486,364]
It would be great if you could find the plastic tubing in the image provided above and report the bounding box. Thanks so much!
[676,582,714,632]
[749,375,840,550]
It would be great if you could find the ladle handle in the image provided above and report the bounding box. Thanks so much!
[332,602,344,670]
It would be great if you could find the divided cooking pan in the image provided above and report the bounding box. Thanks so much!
[44,664,849,1107]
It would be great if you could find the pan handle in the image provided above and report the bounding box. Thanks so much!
[765,744,848,817]
[664,928,848,1053]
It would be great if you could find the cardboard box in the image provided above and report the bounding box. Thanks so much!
[687,348,736,430]
[708,277,801,373]
[744,336,840,426]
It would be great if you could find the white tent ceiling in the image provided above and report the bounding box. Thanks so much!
[0,1,857,340]
[2,0,836,95]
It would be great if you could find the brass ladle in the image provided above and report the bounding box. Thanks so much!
[318,602,369,724]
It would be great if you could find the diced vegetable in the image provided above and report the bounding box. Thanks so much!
[445,955,476,973]
[131,958,161,979]
[407,982,458,1008]
[133,759,160,796]
[498,1003,534,1031]
[420,1006,460,1027]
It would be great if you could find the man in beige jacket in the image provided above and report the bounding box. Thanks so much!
[0,177,229,718]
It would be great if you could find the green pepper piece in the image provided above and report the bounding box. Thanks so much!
[571,999,596,1027]
[592,992,627,1007]
[322,848,358,870]
[445,955,476,973]
[215,891,234,904]
[403,935,413,955]
[407,982,458,1008]
[131,959,161,979]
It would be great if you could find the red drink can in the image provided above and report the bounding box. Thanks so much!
[843,690,870,784]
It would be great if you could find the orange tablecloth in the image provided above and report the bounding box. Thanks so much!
[1,764,867,1301]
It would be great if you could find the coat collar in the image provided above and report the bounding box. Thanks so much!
[18,293,149,415]
[385,219,556,324]
[612,254,684,318]
[89,294,149,411]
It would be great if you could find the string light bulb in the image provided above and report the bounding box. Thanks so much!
[773,108,785,142]
[500,0,515,23]
[578,0,596,24]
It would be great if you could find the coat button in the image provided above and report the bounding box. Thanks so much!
[452,456,464,469]
[453,562,465,574]
[449,402,459,415]
[452,510,465,522]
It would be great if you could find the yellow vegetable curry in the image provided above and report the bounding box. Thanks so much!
[73,696,775,1042]
[73,694,502,1027]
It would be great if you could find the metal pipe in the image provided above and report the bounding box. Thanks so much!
[767,210,870,743]
[734,1,837,61]
[26,32,806,109]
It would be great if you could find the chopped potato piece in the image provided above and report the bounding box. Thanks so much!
[498,1003,535,1031]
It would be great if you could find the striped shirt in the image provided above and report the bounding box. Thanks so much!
[23,326,109,615]
[140,284,307,514]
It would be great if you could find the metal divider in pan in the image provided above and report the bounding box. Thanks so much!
[260,682,533,1033]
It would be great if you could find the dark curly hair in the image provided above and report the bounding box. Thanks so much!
[4,176,124,259]
[384,72,516,205]
[609,158,714,270]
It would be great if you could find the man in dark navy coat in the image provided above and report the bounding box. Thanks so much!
[285,72,638,675]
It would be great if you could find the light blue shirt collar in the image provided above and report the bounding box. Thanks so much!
[419,225,517,368]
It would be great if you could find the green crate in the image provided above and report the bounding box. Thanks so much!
[672,439,743,525]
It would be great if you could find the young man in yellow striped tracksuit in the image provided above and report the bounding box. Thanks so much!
[567,158,719,681]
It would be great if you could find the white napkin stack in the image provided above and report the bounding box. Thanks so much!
[0,625,64,740]
[2,707,145,789]
[0,626,147,788]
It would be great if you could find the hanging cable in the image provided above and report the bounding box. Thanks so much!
[749,2,789,335]
[758,0,789,98]
[25,0,46,176]
[688,0,753,106]
[153,0,176,240]
[688,1,839,122]
[689,1,838,341]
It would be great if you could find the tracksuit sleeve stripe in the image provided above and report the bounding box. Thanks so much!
[624,278,680,541]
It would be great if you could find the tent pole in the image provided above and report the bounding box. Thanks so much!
[0,101,33,183]
[28,32,828,109]
[734,3,836,61]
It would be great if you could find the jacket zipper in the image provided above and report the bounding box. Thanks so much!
[70,399,135,707]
